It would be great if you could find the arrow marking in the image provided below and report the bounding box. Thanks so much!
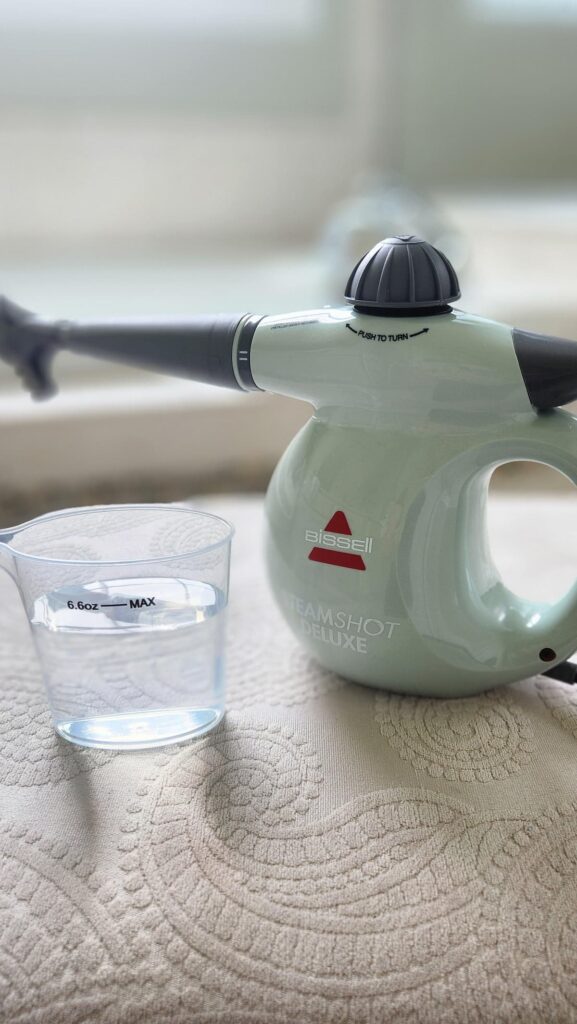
[345,324,431,342]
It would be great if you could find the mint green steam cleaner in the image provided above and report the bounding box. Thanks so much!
[2,235,577,697]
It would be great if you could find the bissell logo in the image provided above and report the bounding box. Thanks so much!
[306,511,372,572]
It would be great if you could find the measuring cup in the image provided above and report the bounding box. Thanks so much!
[0,504,233,750]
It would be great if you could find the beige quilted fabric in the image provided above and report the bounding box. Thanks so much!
[2,495,577,1024]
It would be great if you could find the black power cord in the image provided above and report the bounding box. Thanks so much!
[544,659,577,684]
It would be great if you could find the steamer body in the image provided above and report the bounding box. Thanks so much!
[254,307,577,696]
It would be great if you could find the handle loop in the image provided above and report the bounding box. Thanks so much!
[399,410,577,686]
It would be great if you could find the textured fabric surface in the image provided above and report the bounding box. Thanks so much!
[2,494,577,1024]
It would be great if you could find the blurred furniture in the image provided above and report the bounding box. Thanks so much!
[2,493,577,1022]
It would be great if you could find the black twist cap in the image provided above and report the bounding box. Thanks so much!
[345,235,460,313]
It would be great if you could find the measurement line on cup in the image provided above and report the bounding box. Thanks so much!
[100,603,128,608]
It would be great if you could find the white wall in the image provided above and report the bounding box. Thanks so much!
[0,113,358,249]
[1,1,575,251]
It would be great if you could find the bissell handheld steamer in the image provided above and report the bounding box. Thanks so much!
[2,235,577,697]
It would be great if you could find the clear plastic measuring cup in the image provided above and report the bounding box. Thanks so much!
[0,504,233,749]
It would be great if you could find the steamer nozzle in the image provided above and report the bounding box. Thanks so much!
[0,296,264,399]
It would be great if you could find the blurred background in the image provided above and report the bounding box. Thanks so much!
[1,0,577,524]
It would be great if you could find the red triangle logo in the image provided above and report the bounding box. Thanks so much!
[323,510,351,534]
[308,510,366,571]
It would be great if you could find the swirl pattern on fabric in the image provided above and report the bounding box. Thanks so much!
[375,688,534,781]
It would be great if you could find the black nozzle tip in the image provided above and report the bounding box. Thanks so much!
[0,296,57,398]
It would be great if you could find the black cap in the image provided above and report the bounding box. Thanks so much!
[345,235,460,312]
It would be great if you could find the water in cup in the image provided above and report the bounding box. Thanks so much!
[31,576,226,749]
